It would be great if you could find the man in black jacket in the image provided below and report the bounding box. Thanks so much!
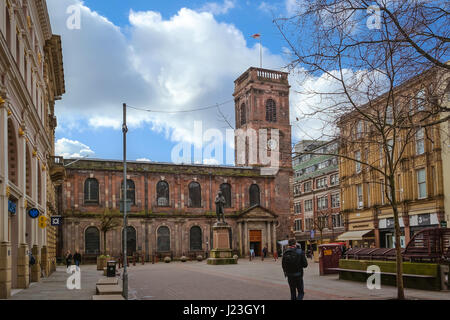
[282,239,308,300]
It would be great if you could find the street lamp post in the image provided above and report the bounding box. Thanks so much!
[122,103,128,299]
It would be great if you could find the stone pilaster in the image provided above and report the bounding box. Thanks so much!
[31,245,40,282]
[16,244,29,288]
[41,246,48,277]
[0,242,12,299]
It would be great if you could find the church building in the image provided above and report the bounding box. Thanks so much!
[58,67,293,261]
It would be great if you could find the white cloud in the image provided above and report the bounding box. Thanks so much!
[55,138,95,158]
[258,2,278,14]
[136,158,152,162]
[47,1,285,149]
[198,0,236,15]
[203,158,220,165]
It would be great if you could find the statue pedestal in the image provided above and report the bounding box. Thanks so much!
[207,222,237,265]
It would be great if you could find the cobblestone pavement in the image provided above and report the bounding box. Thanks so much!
[126,259,450,300]
[7,265,103,300]
[4,260,450,300]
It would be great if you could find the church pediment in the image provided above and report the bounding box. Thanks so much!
[237,205,278,220]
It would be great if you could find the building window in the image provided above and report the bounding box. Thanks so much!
[355,151,361,173]
[249,184,260,206]
[188,182,202,208]
[123,226,136,255]
[332,214,344,228]
[157,226,170,252]
[417,168,427,199]
[318,215,328,229]
[157,181,170,206]
[305,199,313,212]
[121,179,135,205]
[415,128,425,155]
[84,227,100,255]
[331,193,340,208]
[357,184,363,208]
[304,181,312,192]
[416,89,425,111]
[84,178,99,204]
[330,174,339,186]
[316,177,327,189]
[386,105,393,124]
[293,184,301,196]
[317,196,328,210]
[220,183,232,208]
[356,121,363,139]
[240,103,246,126]
[305,218,314,231]
[190,226,202,251]
[387,139,394,157]
[266,99,277,122]
[294,202,302,214]
[366,183,371,207]
[294,219,303,232]
[380,179,385,205]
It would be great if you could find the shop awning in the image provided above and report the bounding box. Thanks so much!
[337,230,373,241]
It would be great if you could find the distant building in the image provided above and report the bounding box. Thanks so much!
[338,68,449,248]
[291,140,344,250]
[58,67,293,261]
[0,0,65,299]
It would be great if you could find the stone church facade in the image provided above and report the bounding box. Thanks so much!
[59,67,293,260]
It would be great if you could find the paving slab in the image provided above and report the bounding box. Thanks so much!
[96,284,122,295]
[96,277,119,285]
[92,295,125,300]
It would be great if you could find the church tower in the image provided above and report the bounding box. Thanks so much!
[233,67,293,240]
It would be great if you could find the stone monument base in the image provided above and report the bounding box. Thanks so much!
[207,249,237,265]
[207,222,237,265]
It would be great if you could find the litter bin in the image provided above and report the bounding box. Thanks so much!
[318,244,343,276]
[106,260,116,277]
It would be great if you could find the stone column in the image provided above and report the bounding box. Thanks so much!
[238,222,242,256]
[41,246,48,277]
[272,222,277,254]
[16,244,28,288]
[267,221,272,253]
[243,221,248,256]
[31,245,40,283]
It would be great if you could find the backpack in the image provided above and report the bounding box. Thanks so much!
[282,248,301,274]
[29,255,36,266]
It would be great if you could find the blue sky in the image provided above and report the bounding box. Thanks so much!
[48,0,305,164]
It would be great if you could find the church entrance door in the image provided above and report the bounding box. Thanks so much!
[249,230,262,256]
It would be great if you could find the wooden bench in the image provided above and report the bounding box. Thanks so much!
[96,284,123,295]
[328,268,435,278]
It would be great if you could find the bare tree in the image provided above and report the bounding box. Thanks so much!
[100,214,121,256]
[275,0,449,299]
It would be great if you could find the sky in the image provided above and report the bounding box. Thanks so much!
[47,0,321,164]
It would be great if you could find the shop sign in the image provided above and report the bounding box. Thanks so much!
[417,214,430,226]
[324,249,332,256]
[441,221,447,228]
[28,208,40,219]
[8,200,16,214]
[51,216,62,226]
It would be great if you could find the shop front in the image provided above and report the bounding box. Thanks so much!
[336,229,375,248]
[409,213,440,238]
[378,217,405,248]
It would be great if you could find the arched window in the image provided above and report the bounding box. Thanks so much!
[240,103,246,126]
[220,183,232,208]
[26,146,32,196]
[190,226,202,251]
[84,178,99,204]
[157,226,170,252]
[7,119,17,185]
[122,226,136,255]
[85,227,100,254]
[266,99,276,122]
[121,179,135,205]
[157,181,169,207]
[249,184,260,206]
[188,182,202,208]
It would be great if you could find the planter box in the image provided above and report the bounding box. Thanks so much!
[97,257,109,271]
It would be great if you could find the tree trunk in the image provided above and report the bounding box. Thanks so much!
[390,176,405,300]
[103,231,107,256]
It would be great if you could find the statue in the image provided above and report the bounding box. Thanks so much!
[215,191,226,223]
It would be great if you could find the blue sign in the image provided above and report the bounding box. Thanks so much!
[8,200,16,214]
[50,216,62,226]
[310,230,315,239]
[28,208,40,219]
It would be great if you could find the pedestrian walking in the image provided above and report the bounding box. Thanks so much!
[65,250,72,269]
[282,239,308,300]
[249,248,255,261]
[73,250,82,268]
[263,246,268,259]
